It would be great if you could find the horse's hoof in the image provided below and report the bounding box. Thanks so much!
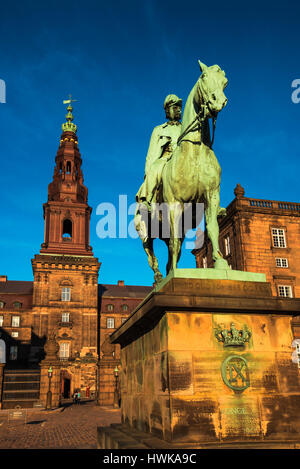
[154,272,163,284]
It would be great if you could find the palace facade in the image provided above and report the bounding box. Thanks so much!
[192,183,300,339]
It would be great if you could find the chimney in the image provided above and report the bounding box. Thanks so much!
[118,280,124,287]
[0,275,7,282]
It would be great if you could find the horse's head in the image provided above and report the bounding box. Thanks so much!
[197,60,228,118]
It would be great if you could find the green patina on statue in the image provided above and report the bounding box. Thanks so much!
[135,60,229,283]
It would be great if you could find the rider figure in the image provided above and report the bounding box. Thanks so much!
[136,94,182,208]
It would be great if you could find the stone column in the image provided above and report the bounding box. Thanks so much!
[40,334,61,409]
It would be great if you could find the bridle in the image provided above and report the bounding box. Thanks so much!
[177,78,217,148]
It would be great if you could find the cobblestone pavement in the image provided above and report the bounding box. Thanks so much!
[0,401,121,449]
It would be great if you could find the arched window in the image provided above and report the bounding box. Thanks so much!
[121,304,128,312]
[62,219,72,239]
[13,302,22,309]
[0,301,5,308]
[66,161,71,174]
[0,339,6,364]
[107,304,114,312]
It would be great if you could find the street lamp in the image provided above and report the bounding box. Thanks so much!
[113,366,119,408]
[46,365,53,410]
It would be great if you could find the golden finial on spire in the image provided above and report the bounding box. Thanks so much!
[62,94,78,133]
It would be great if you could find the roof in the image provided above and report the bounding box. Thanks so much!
[0,281,33,295]
[99,284,152,299]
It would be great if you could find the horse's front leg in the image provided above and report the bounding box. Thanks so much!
[205,188,230,269]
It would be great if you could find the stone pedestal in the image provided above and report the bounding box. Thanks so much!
[98,359,118,406]
[100,270,300,448]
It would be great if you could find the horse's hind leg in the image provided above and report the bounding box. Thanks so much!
[205,188,229,269]
[167,203,183,273]
[143,238,163,283]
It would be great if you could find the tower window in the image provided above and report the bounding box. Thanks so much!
[62,312,70,323]
[62,219,72,239]
[61,287,71,301]
[66,161,71,174]
[60,342,70,359]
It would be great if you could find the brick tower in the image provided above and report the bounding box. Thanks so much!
[31,99,101,404]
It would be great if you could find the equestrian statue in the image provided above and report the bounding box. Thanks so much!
[135,60,229,283]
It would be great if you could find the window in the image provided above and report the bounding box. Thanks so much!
[61,287,71,301]
[9,346,17,361]
[62,312,70,323]
[278,285,293,298]
[107,318,115,329]
[62,219,72,239]
[296,343,300,369]
[13,301,22,309]
[272,228,286,248]
[0,316,3,327]
[121,304,128,312]
[202,257,208,268]
[66,161,71,174]
[107,304,114,312]
[11,316,20,327]
[121,318,127,324]
[276,258,288,268]
[0,301,4,308]
[11,332,19,338]
[60,342,70,359]
[224,235,231,256]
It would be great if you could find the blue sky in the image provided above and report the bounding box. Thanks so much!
[0,0,299,286]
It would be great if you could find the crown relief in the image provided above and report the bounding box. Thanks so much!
[215,322,252,347]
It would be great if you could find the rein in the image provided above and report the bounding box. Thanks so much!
[177,83,216,148]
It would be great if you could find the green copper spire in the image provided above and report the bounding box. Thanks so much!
[62,94,77,133]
